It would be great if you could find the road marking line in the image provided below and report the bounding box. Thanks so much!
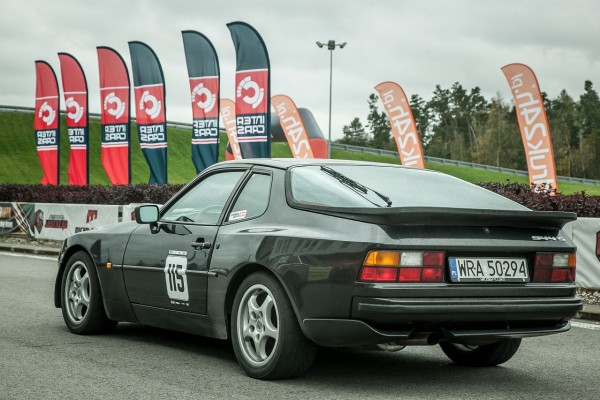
[572,321,600,331]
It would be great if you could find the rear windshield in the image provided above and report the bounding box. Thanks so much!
[288,165,528,210]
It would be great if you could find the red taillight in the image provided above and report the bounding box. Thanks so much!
[533,252,576,283]
[359,250,445,283]
[359,267,397,282]
[423,252,445,267]
[551,269,569,282]
[398,268,421,282]
[422,267,444,282]
[535,253,554,267]
[533,268,551,282]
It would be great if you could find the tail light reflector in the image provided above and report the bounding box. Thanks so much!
[424,252,445,267]
[398,268,421,282]
[533,252,576,283]
[422,267,444,282]
[359,267,397,282]
[359,250,445,283]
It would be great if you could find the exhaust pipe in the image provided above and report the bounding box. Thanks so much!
[379,332,439,349]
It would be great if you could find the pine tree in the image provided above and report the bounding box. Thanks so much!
[340,117,368,146]
[577,80,600,178]
[366,94,390,149]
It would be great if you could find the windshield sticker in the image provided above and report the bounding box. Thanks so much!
[229,210,247,221]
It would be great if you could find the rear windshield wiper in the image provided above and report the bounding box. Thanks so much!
[320,166,392,207]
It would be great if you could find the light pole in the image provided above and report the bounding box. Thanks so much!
[316,40,346,159]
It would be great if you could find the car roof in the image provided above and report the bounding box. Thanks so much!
[215,158,427,171]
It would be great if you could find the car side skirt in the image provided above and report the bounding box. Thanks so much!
[131,304,228,339]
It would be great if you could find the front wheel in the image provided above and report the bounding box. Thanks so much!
[440,338,522,367]
[60,251,117,334]
[231,272,316,379]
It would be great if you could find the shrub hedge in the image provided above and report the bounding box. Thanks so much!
[1,182,600,217]
[477,182,600,217]
[0,184,184,205]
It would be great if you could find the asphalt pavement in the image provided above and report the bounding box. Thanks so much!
[1,251,600,400]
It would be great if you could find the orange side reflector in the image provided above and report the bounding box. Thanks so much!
[568,253,576,268]
[106,262,113,269]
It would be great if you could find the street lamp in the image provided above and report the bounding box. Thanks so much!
[316,40,346,159]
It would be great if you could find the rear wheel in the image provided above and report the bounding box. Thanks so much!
[440,338,522,366]
[231,272,316,379]
[60,251,117,334]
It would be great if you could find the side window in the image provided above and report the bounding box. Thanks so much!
[162,171,245,224]
[226,173,272,222]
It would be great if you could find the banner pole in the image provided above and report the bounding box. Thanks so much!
[328,49,333,159]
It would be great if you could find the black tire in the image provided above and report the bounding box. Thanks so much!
[230,272,316,379]
[440,338,522,367]
[60,251,117,334]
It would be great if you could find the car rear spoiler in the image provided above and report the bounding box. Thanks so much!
[297,206,577,230]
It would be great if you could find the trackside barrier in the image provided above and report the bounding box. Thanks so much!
[1,201,599,289]
[564,219,600,289]
[0,202,160,241]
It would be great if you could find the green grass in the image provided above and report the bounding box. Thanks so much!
[1,109,599,195]
[330,148,600,195]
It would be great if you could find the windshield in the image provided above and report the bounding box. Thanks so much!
[289,165,528,211]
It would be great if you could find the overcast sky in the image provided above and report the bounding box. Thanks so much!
[2,0,600,140]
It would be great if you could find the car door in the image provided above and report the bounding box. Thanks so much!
[122,169,247,314]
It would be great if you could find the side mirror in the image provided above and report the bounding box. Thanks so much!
[134,205,159,224]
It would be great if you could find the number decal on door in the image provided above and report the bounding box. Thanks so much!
[164,254,189,302]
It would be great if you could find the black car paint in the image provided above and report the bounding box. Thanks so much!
[55,159,582,347]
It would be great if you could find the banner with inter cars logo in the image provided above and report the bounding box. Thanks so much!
[502,63,558,193]
[58,53,89,185]
[97,46,131,185]
[227,22,271,158]
[34,60,60,185]
[129,41,168,184]
[182,31,220,173]
[375,81,425,169]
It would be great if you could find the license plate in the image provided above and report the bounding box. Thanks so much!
[449,257,529,282]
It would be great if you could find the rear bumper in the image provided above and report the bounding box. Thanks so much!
[353,296,583,323]
[302,318,572,347]
[302,296,582,347]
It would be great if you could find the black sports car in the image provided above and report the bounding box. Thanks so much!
[55,159,582,379]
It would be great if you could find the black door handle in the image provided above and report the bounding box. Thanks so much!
[191,240,212,250]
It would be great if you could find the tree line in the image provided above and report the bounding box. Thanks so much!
[338,81,600,179]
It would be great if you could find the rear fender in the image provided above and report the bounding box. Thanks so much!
[223,263,308,339]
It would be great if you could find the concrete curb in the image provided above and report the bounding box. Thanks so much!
[0,242,60,257]
[577,304,600,322]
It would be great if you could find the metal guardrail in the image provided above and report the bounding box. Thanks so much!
[331,143,600,186]
[4,105,600,186]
